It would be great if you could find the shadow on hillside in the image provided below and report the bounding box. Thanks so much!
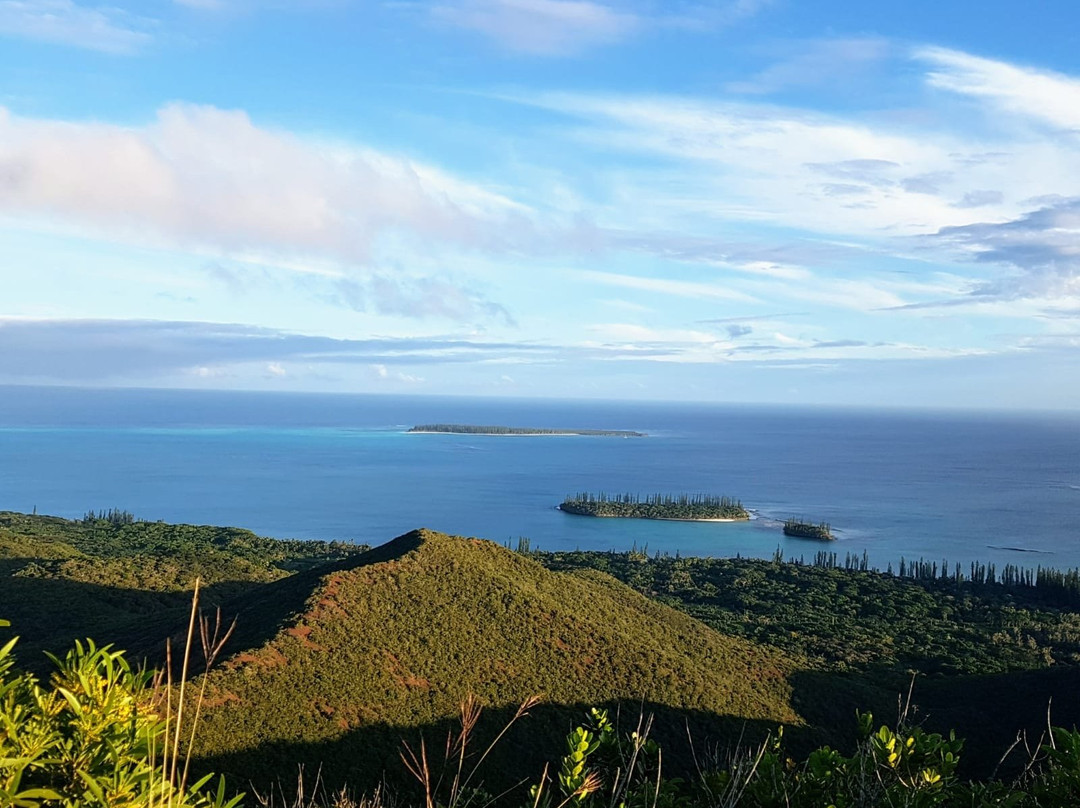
[0,572,260,672]
[788,665,1080,780]
[0,531,425,673]
[193,698,797,801]
[218,663,1080,797]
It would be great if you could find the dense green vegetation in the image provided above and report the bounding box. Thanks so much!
[782,518,833,540]
[8,509,1080,804]
[560,492,749,520]
[522,706,1080,808]
[9,630,1080,806]
[535,547,1080,675]
[534,546,1080,780]
[408,424,645,436]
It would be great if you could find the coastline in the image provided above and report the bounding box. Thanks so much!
[651,516,745,522]
[558,509,748,523]
[407,430,644,437]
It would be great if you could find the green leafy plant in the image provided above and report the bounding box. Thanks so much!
[0,588,242,808]
[0,635,239,806]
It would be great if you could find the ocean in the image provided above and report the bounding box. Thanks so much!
[1,386,1078,571]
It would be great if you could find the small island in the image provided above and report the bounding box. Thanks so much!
[408,424,645,437]
[783,518,835,541]
[559,492,749,521]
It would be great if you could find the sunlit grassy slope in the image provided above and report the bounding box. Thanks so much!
[193,529,801,788]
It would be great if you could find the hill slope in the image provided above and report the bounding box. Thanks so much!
[0,510,367,662]
[194,529,802,790]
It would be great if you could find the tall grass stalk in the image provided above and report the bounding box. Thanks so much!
[150,577,239,807]
[400,694,542,808]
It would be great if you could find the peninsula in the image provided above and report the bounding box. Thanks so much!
[559,492,749,521]
[783,518,835,541]
[408,424,645,437]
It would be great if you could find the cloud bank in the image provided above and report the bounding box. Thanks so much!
[935,198,1080,301]
[0,103,533,266]
[0,318,548,382]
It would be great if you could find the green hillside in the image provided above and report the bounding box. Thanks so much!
[192,529,802,791]
[8,510,1080,797]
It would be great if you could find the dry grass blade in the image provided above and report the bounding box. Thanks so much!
[162,637,174,806]
[549,772,603,808]
[515,694,543,720]
[399,738,434,808]
[457,694,543,798]
[448,694,483,806]
[529,763,550,808]
[458,694,482,751]
[170,577,201,791]
[180,605,238,792]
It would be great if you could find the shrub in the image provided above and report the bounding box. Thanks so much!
[0,628,241,807]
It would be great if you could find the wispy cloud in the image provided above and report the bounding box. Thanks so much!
[431,0,639,55]
[916,46,1080,132]
[202,260,517,325]
[332,276,516,325]
[0,0,152,53]
[578,269,756,301]
[581,320,983,364]
[518,90,987,238]
[726,37,891,95]
[495,45,1080,323]
[660,0,774,30]
[428,0,773,56]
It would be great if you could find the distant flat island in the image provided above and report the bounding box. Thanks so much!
[408,424,646,437]
[560,492,749,521]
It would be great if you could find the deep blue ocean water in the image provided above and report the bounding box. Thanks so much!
[1,386,1078,571]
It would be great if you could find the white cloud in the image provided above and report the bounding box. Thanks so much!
[579,320,984,364]
[0,103,533,267]
[579,269,756,301]
[587,322,721,344]
[370,362,425,383]
[726,37,891,95]
[507,45,1080,295]
[916,46,1080,132]
[192,365,231,378]
[431,0,638,56]
[733,261,811,281]
[931,199,1080,303]
[0,0,151,53]
[528,91,1018,238]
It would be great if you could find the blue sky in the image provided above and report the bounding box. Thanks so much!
[2,0,1079,408]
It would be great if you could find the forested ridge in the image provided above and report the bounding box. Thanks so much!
[5,510,1080,806]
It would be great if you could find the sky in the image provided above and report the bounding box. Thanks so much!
[1,0,1079,409]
